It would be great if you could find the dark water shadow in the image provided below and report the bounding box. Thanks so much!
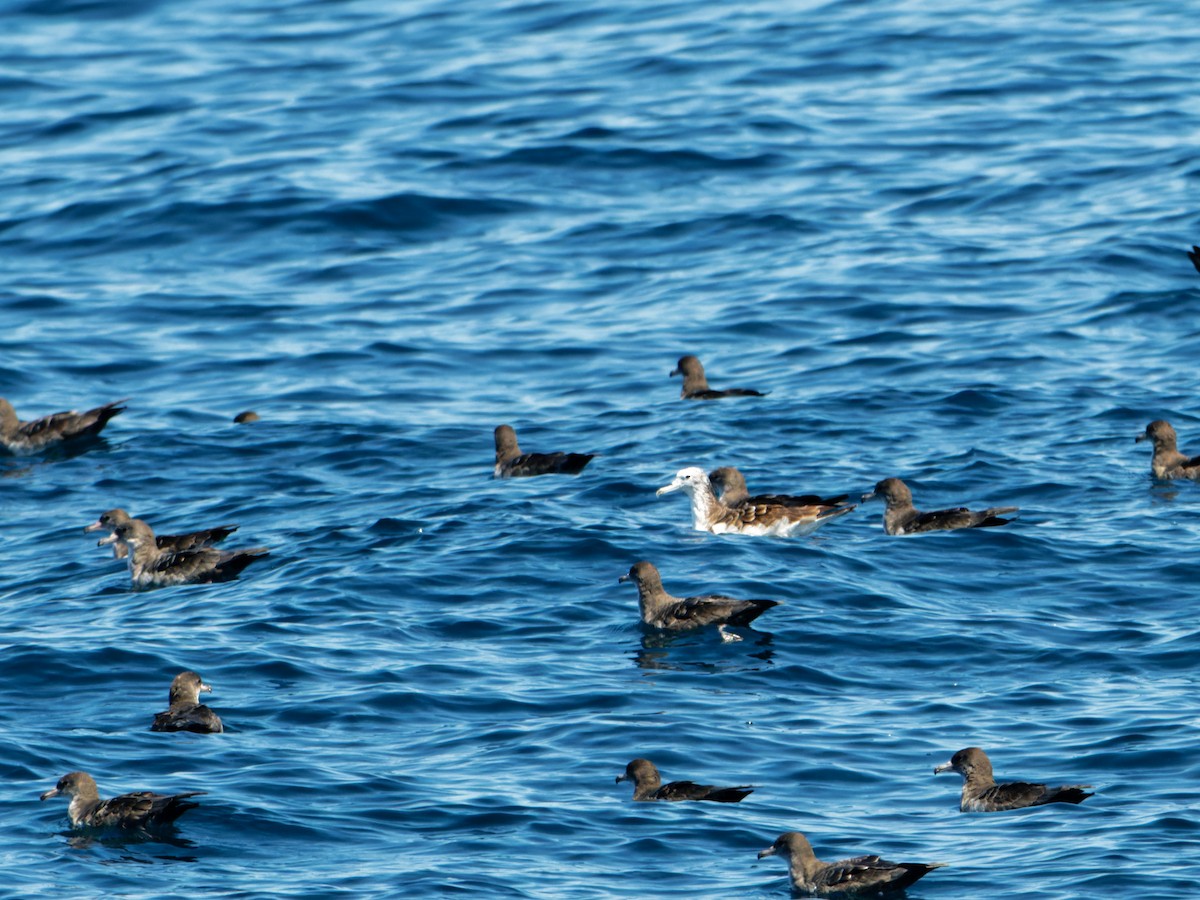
[58,826,199,860]
[632,628,775,671]
[1,435,118,471]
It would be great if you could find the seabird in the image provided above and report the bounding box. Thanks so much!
[860,477,1017,535]
[709,466,851,510]
[493,425,593,478]
[151,671,224,734]
[0,397,125,454]
[657,467,854,536]
[233,411,260,424]
[934,746,1093,812]
[619,561,779,640]
[114,517,270,587]
[758,831,945,896]
[616,758,752,802]
[670,355,765,400]
[40,771,203,830]
[1188,245,1200,275]
[84,508,239,560]
[1136,420,1200,479]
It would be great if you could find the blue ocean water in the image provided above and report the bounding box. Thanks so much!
[2,0,1199,896]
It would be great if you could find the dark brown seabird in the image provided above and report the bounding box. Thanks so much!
[861,477,1017,535]
[1188,245,1200,275]
[152,671,224,734]
[709,466,851,510]
[85,508,239,560]
[658,467,854,536]
[0,397,126,454]
[115,517,269,587]
[1136,420,1200,479]
[758,831,945,896]
[40,771,203,830]
[934,746,1093,812]
[619,561,779,640]
[670,355,765,400]
[233,410,260,424]
[493,425,593,478]
[615,758,752,803]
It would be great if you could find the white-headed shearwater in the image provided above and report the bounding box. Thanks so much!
[758,831,945,896]
[114,518,269,587]
[0,397,125,454]
[152,671,224,734]
[619,561,778,640]
[934,746,1093,812]
[657,467,853,536]
[860,477,1017,535]
[493,425,593,478]
[616,758,752,802]
[670,355,765,400]
[709,466,852,511]
[1136,420,1200,479]
[85,508,239,560]
[40,771,203,829]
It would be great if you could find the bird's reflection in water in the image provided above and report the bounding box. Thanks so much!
[63,828,198,860]
[1150,483,1180,504]
[633,629,775,672]
[3,437,117,469]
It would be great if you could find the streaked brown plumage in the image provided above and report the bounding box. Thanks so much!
[657,467,854,536]
[758,831,944,896]
[0,397,125,454]
[934,747,1093,812]
[616,758,752,802]
[40,771,203,830]
[861,477,1017,535]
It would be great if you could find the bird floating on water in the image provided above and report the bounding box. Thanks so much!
[619,561,778,641]
[493,425,593,477]
[709,466,851,511]
[0,397,125,454]
[860,477,1017,535]
[757,831,945,896]
[40,771,203,830]
[152,671,224,734]
[114,518,269,587]
[670,355,765,400]
[1136,419,1200,479]
[657,467,853,536]
[85,508,238,561]
[933,746,1093,812]
[616,758,752,802]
